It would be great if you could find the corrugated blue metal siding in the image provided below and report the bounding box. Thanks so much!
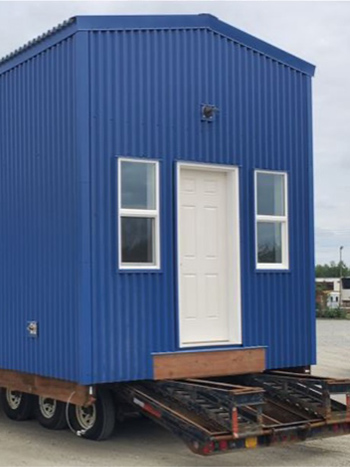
[88,28,315,383]
[0,37,80,381]
[0,17,315,385]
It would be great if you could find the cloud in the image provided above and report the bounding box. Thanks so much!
[0,1,349,265]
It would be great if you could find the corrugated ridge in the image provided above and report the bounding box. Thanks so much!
[0,15,314,77]
[0,17,75,67]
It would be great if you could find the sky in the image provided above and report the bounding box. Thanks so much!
[0,1,349,265]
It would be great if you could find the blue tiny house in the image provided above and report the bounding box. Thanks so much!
[0,15,316,387]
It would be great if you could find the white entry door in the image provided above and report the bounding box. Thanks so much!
[178,164,241,347]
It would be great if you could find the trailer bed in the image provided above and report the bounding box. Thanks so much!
[117,372,350,455]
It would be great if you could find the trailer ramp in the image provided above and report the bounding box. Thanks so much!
[242,371,350,422]
[117,373,350,456]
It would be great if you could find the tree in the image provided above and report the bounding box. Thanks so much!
[315,282,328,311]
[315,261,350,278]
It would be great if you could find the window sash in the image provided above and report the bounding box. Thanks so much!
[118,158,160,269]
[255,171,289,270]
[120,160,156,210]
[121,216,156,266]
[256,172,285,217]
[256,219,288,268]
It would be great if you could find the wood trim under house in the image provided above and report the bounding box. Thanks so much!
[0,368,93,406]
[153,347,266,380]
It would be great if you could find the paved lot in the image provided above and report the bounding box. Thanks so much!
[1,319,350,466]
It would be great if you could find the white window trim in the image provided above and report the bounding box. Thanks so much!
[118,157,160,270]
[255,170,289,270]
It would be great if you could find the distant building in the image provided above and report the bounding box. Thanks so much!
[342,278,350,307]
[316,278,350,309]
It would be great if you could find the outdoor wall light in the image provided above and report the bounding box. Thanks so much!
[201,104,219,122]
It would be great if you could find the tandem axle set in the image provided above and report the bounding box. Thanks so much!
[1,369,350,455]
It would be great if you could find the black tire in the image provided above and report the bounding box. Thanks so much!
[68,388,115,441]
[0,388,34,421]
[35,396,67,430]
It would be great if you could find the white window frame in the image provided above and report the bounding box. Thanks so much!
[255,170,289,270]
[118,157,160,270]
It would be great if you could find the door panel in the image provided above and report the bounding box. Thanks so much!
[179,167,232,345]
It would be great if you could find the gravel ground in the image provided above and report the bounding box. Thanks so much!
[0,319,350,466]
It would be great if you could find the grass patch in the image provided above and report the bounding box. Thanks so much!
[316,307,348,319]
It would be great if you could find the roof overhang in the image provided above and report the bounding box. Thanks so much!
[0,14,316,77]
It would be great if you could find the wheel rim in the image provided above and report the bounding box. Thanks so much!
[6,389,22,410]
[39,397,57,419]
[75,404,96,430]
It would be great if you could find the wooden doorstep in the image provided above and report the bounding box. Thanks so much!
[0,368,93,406]
[153,347,266,380]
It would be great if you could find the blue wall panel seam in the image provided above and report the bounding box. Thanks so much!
[75,32,93,384]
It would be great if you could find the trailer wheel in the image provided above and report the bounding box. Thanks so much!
[68,388,115,441]
[36,397,67,430]
[0,388,34,421]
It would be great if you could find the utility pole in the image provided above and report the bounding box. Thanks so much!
[339,246,344,308]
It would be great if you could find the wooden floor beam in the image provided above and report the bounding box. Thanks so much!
[0,368,93,406]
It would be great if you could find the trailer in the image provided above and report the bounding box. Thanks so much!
[0,13,348,455]
[117,372,350,455]
[1,369,350,454]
